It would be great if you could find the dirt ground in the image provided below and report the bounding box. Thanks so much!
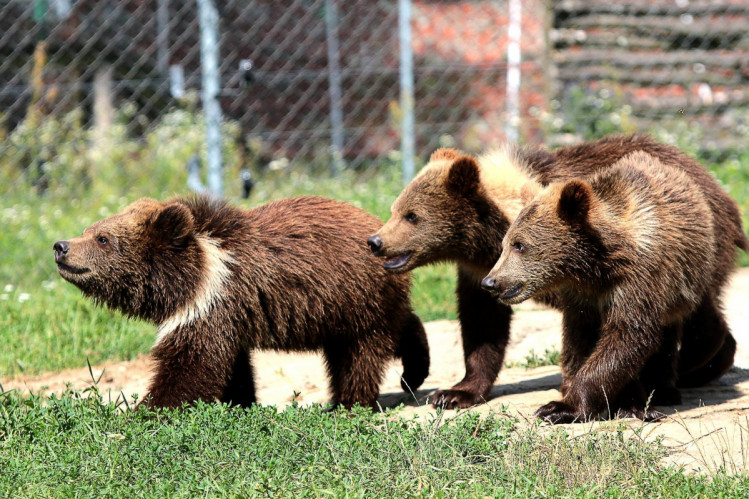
[6,268,749,474]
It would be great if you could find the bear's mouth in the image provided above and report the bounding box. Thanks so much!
[383,252,412,270]
[57,262,91,276]
[498,282,523,300]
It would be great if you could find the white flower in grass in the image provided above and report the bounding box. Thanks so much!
[0,294,8,301]
[3,284,13,293]
[18,293,30,303]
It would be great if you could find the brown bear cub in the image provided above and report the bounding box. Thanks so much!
[482,151,742,423]
[54,195,429,409]
[368,134,745,410]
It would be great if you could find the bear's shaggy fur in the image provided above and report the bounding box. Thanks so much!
[368,134,746,409]
[484,151,739,423]
[54,195,429,409]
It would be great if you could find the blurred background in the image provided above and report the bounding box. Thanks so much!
[1,0,748,376]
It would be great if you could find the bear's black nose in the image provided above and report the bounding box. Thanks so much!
[367,235,383,255]
[54,240,70,262]
[480,276,498,291]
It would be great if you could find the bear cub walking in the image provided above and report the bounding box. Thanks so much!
[54,195,429,409]
[368,135,743,410]
[483,151,743,423]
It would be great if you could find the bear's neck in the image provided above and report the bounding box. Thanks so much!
[453,194,512,275]
[144,234,234,326]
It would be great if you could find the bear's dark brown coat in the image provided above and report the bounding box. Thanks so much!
[369,134,746,409]
[54,195,429,409]
[485,151,735,423]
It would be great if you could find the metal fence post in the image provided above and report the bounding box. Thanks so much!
[197,0,223,196]
[398,0,415,184]
[156,0,170,76]
[505,0,521,144]
[325,0,345,174]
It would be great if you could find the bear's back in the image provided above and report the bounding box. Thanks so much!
[527,135,746,286]
[183,196,412,349]
[588,152,715,312]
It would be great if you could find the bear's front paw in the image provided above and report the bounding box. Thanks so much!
[430,389,485,409]
[534,400,586,424]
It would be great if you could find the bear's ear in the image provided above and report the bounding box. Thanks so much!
[446,156,480,196]
[557,180,592,223]
[429,147,462,163]
[149,203,195,248]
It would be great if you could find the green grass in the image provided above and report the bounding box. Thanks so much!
[1,390,748,497]
[510,348,562,369]
[0,288,152,376]
[710,154,749,267]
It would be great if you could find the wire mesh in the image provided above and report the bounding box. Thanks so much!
[0,0,747,198]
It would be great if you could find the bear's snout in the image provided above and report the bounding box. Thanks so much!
[481,275,524,301]
[53,240,70,263]
[367,235,383,255]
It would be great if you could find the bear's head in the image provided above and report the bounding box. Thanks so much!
[367,148,506,273]
[54,198,201,321]
[482,180,596,304]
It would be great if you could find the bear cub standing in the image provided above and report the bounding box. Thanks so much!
[54,195,429,409]
[483,151,731,423]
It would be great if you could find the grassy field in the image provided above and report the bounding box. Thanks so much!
[2,390,749,497]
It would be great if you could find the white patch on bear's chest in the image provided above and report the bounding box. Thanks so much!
[155,236,234,345]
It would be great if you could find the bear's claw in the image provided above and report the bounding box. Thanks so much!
[614,406,666,422]
[534,400,585,424]
[430,389,484,409]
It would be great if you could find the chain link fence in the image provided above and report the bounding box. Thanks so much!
[0,0,548,198]
[0,0,748,199]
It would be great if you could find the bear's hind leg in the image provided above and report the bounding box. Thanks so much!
[395,312,430,393]
[612,381,666,422]
[678,296,731,379]
[678,333,736,388]
[640,323,682,406]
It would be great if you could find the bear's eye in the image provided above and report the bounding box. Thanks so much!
[512,241,525,253]
[404,212,418,224]
[96,236,109,246]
